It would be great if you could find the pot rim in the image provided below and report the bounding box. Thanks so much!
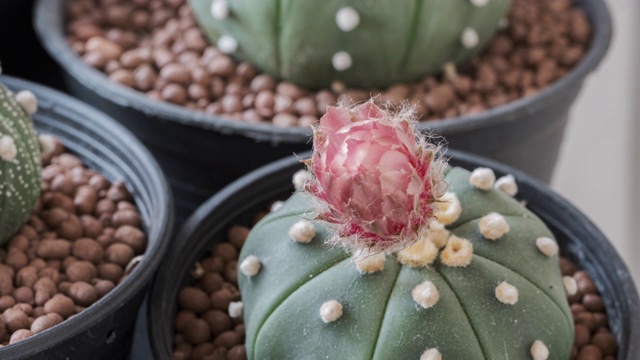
[0,75,175,357]
[34,0,612,144]
[148,149,640,359]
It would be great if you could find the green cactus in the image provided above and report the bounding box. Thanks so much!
[189,0,512,89]
[238,167,573,359]
[0,83,41,244]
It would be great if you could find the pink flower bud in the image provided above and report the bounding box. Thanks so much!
[305,101,446,253]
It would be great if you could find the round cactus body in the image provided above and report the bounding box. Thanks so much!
[239,167,573,359]
[0,84,41,244]
[190,0,512,89]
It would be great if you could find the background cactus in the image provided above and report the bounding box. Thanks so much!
[239,167,573,359]
[189,0,512,89]
[0,82,41,244]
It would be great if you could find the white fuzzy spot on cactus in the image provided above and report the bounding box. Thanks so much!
[461,28,480,49]
[434,192,461,225]
[412,281,440,309]
[210,0,229,19]
[292,169,311,190]
[217,35,238,54]
[469,167,495,190]
[239,255,261,277]
[425,220,449,249]
[352,248,385,274]
[15,90,37,115]
[499,18,509,30]
[530,340,550,360]
[38,134,57,158]
[494,174,518,196]
[495,281,519,305]
[420,348,442,360]
[335,7,360,32]
[270,201,284,212]
[440,235,473,267]
[536,237,559,257]
[288,220,316,243]
[319,300,343,323]
[332,51,352,71]
[470,0,490,7]
[563,276,578,296]
[398,238,438,268]
[228,301,243,318]
[479,212,510,240]
[0,136,17,161]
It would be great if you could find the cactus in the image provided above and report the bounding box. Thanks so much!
[189,0,512,89]
[0,81,42,244]
[238,103,573,359]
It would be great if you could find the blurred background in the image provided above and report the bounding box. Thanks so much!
[553,0,640,284]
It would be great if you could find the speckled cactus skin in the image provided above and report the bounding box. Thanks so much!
[190,0,512,89]
[0,84,41,244]
[239,167,573,359]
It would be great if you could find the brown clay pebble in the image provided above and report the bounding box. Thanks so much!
[179,287,210,314]
[72,238,104,264]
[578,345,603,360]
[228,345,247,360]
[44,294,76,319]
[175,310,196,333]
[68,282,99,307]
[183,318,211,345]
[31,313,64,334]
[3,308,29,332]
[591,332,617,355]
[202,310,233,336]
[574,324,591,348]
[105,243,135,267]
[10,329,33,344]
[213,331,243,349]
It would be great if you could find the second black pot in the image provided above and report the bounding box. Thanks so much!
[34,0,612,223]
[146,150,639,360]
[0,76,174,359]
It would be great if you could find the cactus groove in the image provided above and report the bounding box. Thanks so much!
[239,167,573,359]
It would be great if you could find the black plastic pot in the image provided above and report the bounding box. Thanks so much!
[147,150,639,360]
[0,75,174,359]
[34,0,612,222]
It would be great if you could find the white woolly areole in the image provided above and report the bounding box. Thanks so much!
[320,300,343,323]
[332,51,353,71]
[228,301,243,318]
[530,340,550,360]
[495,281,519,305]
[470,0,490,6]
[412,281,440,309]
[335,7,360,32]
[469,167,495,190]
[352,249,385,274]
[398,238,438,267]
[420,348,442,360]
[15,90,37,115]
[425,220,449,249]
[288,220,316,243]
[499,18,509,29]
[434,192,462,225]
[536,237,559,257]
[440,235,473,267]
[38,134,57,157]
[494,174,518,196]
[210,0,229,19]
[270,201,284,212]
[461,27,480,48]
[479,212,510,240]
[292,169,311,190]
[239,255,261,277]
[563,276,578,296]
[0,136,17,161]
[217,35,238,54]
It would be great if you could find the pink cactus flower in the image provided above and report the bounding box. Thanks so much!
[305,101,446,253]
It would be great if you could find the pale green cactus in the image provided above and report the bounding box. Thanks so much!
[0,81,41,244]
[238,167,573,359]
[189,0,512,89]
